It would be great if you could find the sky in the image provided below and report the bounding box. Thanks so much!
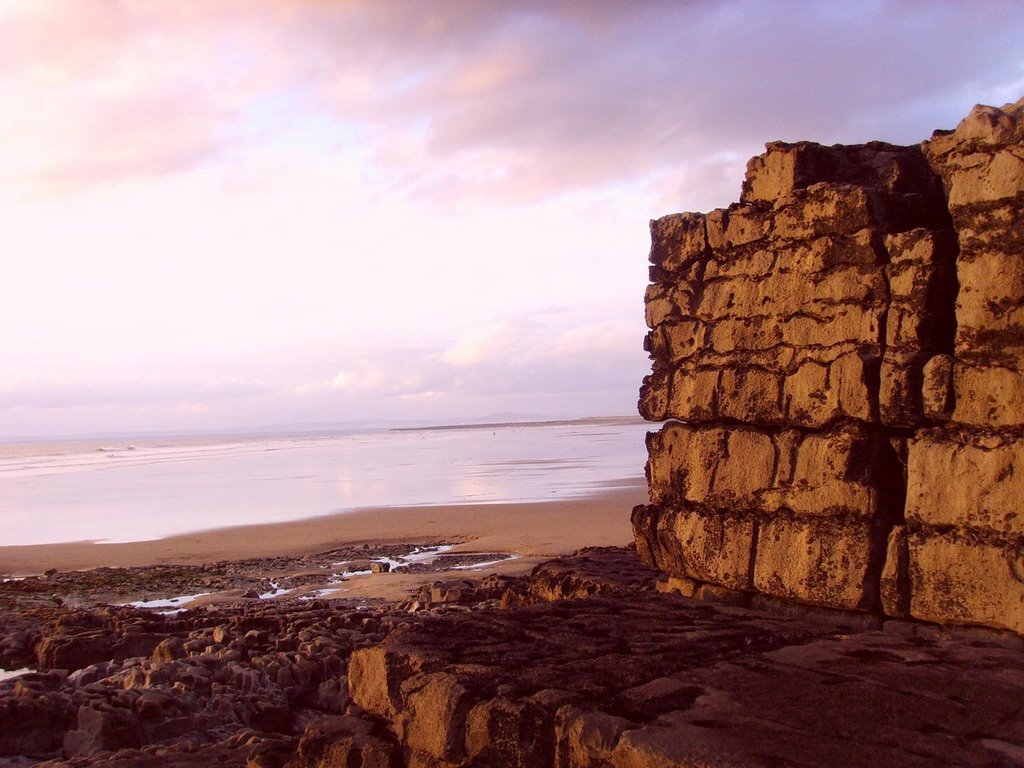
[1,1,1023,439]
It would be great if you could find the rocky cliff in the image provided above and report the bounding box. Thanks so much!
[635,97,1024,634]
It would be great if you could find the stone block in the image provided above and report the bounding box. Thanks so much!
[907,530,1024,635]
[780,231,882,272]
[655,576,699,598]
[753,517,885,611]
[879,359,922,426]
[906,431,1024,534]
[883,230,958,360]
[701,266,883,325]
[348,646,416,720]
[714,428,778,503]
[833,350,878,423]
[649,213,709,273]
[639,98,1024,633]
[741,141,811,204]
[645,424,738,506]
[630,503,661,569]
[717,368,783,424]
[885,228,953,266]
[555,707,632,767]
[666,366,718,422]
[648,423,898,522]
[880,525,910,618]
[956,245,1024,326]
[773,185,875,241]
[708,316,781,354]
[695,583,749,605]
[660,319,707,360]
[884,306,928,351]
[397,672,469,763]
[643,283,675,328]
[783,360,839,428]
[775,426,896,520]
[745,140,942,206]
[664,508,756,591]
[464,696,552,768]
[288,716,397,768]
[637,371,669,422]
[703,247,777,279]
[944,149,1024,207]
[921,354,954,419]
[952,364,1024,427]
[956,260,1024,360]
[954,201,1024,258]
[811,265,888,307]
[63,705,140,758]
[695,276,756,321]
[632,503,755,591]
[705,205,770,249]
[926,99,1024,155]
[779,303,883,349]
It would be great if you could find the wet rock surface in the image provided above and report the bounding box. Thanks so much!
[1,547,1022,767]
[1,543,509,615]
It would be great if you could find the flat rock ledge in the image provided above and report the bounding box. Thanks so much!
[2,548,1023,768]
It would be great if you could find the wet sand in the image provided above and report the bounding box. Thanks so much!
[0,480,647,577]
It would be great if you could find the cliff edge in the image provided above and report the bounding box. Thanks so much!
[635,97,1024,634]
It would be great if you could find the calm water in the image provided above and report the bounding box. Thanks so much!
[0,419,650,546]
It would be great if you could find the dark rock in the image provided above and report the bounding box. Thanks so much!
[282,715,397,768]
[350,589,1024,767]
[36,632,113,673]
[0,693,69,757]
[63,704,141,758]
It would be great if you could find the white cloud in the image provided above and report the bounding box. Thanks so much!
[1,1,1023,437]
[441,318,537,367]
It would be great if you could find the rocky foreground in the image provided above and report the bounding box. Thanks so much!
[2,547,1023,767]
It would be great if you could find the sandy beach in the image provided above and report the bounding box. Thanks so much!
[0,480,647,578]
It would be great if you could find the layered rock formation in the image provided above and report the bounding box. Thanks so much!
[635,97,1024,634]
[347,549,1024,768]
[5,550,1024,767]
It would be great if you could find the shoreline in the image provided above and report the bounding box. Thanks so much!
[0,480,648,576]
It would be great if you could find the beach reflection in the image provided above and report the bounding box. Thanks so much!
[0,419,649,546]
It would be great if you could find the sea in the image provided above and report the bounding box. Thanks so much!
[0,417,651,547]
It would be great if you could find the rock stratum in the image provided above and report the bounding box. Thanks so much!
[3,548,1024,768]
[635,97,1024,635]
[3,99,1024,768]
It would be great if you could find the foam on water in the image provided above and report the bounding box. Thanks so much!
[259,581,291,599]
[0,668,33,682]
[452,554,519,570]
[128,592,211,609]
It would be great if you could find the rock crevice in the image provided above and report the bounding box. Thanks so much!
[635,97,1024,634]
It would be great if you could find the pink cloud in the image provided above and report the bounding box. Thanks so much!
[1,1,1022,207]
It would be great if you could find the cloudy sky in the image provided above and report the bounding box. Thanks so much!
[1,0,1023,438]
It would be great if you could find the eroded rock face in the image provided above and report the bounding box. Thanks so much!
[636,97,1024,633]
[348,550,1024,768]
[0,599,407,765]
[5,548,1024,767]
